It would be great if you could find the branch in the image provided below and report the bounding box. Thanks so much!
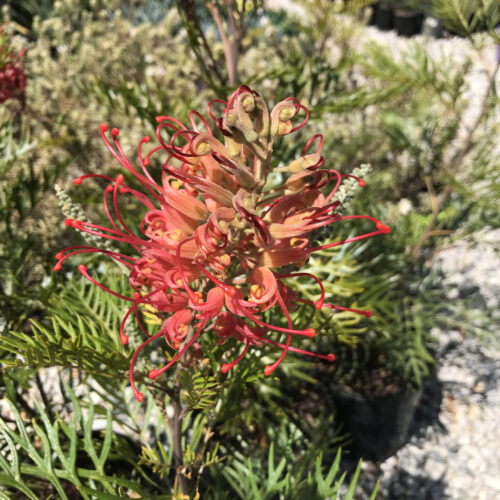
[170,384,193,495]
[176,0,225,86]
[207,0,244,86]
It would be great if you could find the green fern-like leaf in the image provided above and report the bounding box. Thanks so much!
[138,445,172,480]
[179,368,219,411]
[0,271,131,378]
[0,389,155,498]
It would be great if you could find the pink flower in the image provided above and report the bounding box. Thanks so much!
[55,86,390,401]
[0,25,26,104]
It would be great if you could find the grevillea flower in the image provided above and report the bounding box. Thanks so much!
[0,24,26,104]
[55,86,390,402]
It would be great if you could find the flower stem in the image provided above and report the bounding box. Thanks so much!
[170,380,193,496]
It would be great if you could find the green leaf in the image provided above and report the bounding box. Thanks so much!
[344,460,362,500]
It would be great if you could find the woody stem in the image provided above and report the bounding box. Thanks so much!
[169,377,193,496]
[207,0,243,86]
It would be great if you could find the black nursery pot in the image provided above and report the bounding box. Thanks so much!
[375,4,394,31]
[394,9,424,37]
[333,385,422,461]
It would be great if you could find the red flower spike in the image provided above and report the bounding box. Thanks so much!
[0,26,27,105]
[56,86,390,401]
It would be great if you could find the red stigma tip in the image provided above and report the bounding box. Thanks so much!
[105,184,113,193]
[65,218,74,227]
[314,300,324,310]
[133,292,140,300]
[142,136,150,143]
[100,123,108,133]
[221,364,231,374]
[144,158,150,166]
[376,222,391,233]
[358,180,366,187]
[327,354,335,361]
[148,368,162,379]
[116,173,125,184]
[78,264,87,273]
[224,286,237,297]
[111,127,119,136]
[53,263,62,272]
[120,335,129,346]
[135,393,144,403]
[365,310,373,318]
[55,251,63,260]
[73,177,83,185]
[304,328,316,337]
[264,366,274,376]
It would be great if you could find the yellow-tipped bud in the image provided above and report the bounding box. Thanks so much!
[279,107,294,121]
[242,95,255,112]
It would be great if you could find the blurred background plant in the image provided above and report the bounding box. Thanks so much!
[0,0,498,496]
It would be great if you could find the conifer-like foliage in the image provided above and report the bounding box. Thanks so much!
[431,0,500,39]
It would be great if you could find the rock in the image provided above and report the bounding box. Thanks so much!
[424,456,447,482]
[473,381,486,394]
[485,476,500,491]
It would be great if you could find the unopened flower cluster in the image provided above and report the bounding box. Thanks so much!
[0,24,26,104]
[55,86,389,401]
